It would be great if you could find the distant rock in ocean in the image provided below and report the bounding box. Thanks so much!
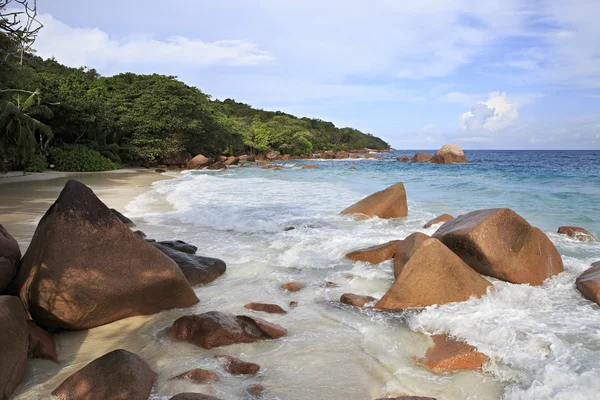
[431,144,467,164]
[558,226,597,242]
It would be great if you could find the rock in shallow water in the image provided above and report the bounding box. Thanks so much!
[281,282,303,292]
[244,302,287,314]
[393,232,429,278]
[375,238,491,311]
[558,226,597,242]
[52,349,156,400]
[0,296,28,400]
[345,240,401,264]
[152,242,226,286]
[423,214,453,229]
[432,208,563,286]
[215,355,260,375]
[169,311,286,349]
[14,179,198,331]
[576,265,600,305]
[341,182,408,219]
[416,335,488,373]
[172,368,218,383]
[158,240,198,254]
[340,293,376,308]
[171,394,222,400]
[431,144,467,164]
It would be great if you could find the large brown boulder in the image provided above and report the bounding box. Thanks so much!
[169,311,286,349]
[52,349,156,400]
[432,208,563,285]
[431,144,467,164]
[0,224,20,293]
[215,355,260,375]
[0,296,28,399]
[14,180,199,331]
[576,265,600,305]
[423,214,453,229]
[151,243,226,286]
[375,239,491,311]
[393,232,429,278]
[345,240,401,264]
[187,154,211,169]
[341,183,408,219]
[558,226,597,242]
[411,153,432,162]
[27,320,57,361]
[416,335,488,373]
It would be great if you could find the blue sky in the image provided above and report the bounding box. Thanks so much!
[33,0,600,149]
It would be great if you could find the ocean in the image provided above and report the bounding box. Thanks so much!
[121,150,600,400]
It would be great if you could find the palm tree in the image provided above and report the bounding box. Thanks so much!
[0,89,53,166]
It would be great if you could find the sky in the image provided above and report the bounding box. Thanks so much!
[30,0,600,149]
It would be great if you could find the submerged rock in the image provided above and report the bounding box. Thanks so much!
[558,226,597,242]
[15,180,198,331]
[169,311,286,349]
[431,144,467,164]
[416,335,488,373]
[152,243,226,286]
[396,156,410,162]
[27,320,57,361]
[215,355,260,375]
[375,238,491,311]
[187,154,211,169]
[246,384,266,397]
[423,214,454,229]
[0,296,28,400]
[411,152,432,162]
[433,208,563,285]
[341,182,408,219]
[158,240,198,254]
[393,232,430,278]
[302,164,319,169]
[244,302,287,314]
[52,349,156,400]
[170,394,222,400]
[340,293,376,308]
[281,282,303,292]
[110,208,135,227]
[576,265,600,305]
[345,240,401,264]
[172,368,218,384]
[0,224,20,293]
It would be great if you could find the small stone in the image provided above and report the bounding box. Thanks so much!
[281,282,303,292]
[215,356,260,375]
[172,369,218,384]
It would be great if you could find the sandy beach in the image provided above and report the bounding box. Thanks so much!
[0,169,172,252]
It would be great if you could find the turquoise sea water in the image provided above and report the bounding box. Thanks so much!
[125,150,600,400]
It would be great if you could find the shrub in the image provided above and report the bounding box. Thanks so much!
[24,153,48,172]
[48,145,121,172]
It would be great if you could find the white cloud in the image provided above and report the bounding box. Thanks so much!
[33,13,273,70]
[422,124,437,132]
[460,92,519,133]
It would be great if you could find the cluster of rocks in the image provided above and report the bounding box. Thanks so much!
[338,181,600,378]
[397,144,467,164]
[0,179,285,399]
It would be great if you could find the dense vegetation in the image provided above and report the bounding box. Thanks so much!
[0,33,388,171]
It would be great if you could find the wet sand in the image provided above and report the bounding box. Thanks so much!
[0,169,172,252]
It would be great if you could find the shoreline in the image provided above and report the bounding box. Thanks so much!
[0,168,173,252]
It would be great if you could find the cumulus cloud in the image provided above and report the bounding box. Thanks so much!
[460,92,519,133]
[33,13,273,70]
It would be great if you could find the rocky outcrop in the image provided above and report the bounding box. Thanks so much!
[170,394,222,400]
[431,144,467,164]
[0,296,28,400]
[341,182,408,219]
[558,226,597,242]
[207,161,226,170]
[416,335,488,373]
[281,282,303,292]
[244,302,287,314]
[411,153,432,162]
[432,208,564,285]
[345,240,401,264]
[169,311,286,349]
[302,164,319,169]
[27,320,57,361]
[162,151,192,167]
[224,156,239,166]
[593,261,600,268]
[187,154,211,169]
[265,151,280,160]
[152,243,226,286]
[172,369,218,384]
[0,224,20,294]
[15,180,199,331]
[397,156,410,162]
[110,208,135,227]
[215,355,260,375]
[423,214,453,229]
[375,239,491,311]
[340,293,376,308]
[52,349,156,400]
[393,232,429,278]
[576,265,600,305]
[157,240,198,255]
